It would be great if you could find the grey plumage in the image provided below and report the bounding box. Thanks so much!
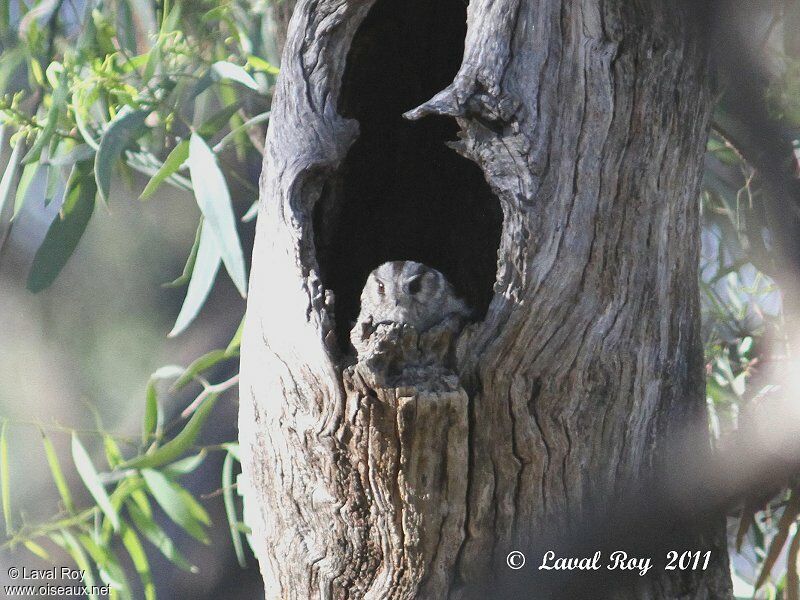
[351,261,471,343]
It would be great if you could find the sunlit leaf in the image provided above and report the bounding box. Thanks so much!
[167,220,221,337]
[140,139,189,200]
[23,540,50,561]
[120,393,219,470]
[246,55,279,75]
[143,380,158,445]
[71,434,120,532]
[211,61,259,90]
[120,522,155,600]
[187,133,246,296]
[22,70,68,164]
[0,421,11,535]
[173,349,228,389]
[0,138,23,218]
[223,452,246,567]
[77,534,130,596]
[126,498,198,573]
[41,430,75,513]
[151,365,186,380]
[141,469,209,544]
[163,451,207,477]
[59,529,98,600]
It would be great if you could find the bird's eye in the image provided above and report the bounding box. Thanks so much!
[377,281,385,295]
[407,276,422,295]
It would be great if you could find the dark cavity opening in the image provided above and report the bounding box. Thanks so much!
[314,0,502,352]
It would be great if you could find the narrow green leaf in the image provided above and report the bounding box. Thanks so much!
[246,55,279,75]
[104,435,124,469]
[198,101,244,138]
[71,434,120,532]
[0,47,25,96]
[44,164,64,206]
[143,381,158,444]
[1,421,11,535]
[60,529,98,600]
[23,540,50,561]
[162,219,201,288]
[212,111,270,153]
[77,534,130,597]
[49,143,95,166]
[120,393,219,470]
[40,430,75,513]
[241,199,258,222]
[27,160,96,293]
[0,138,23,218]
[177,486,211,526]
[22,71,68,164]
[95,109,149,205]
[120,522,155,600]
[139,140,189,200]
[12,160,44,219]
[173,349,228,390]
[126,499,198,572]
[163,450,207,477]
[168,221,221,337]
[225,317,244,357]
[223,452,246,567]
[755,490,800,590]
[188,132,246,296]
[141,469,209,544]
[210,61,259,90]
[151,365,185,380]
[224,442,240,462]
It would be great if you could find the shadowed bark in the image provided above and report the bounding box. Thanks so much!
[239,0,733,598]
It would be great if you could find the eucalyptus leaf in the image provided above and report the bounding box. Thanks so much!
[1,421,11,535]
[95,108,149,205]
[120,393,219,470]
[143,380,158,444]
[211,61,259,90]
[187,133,246,297]
[168,220,221,337]
[162,219,202,288]
[11,160,43,219]
[27,160,96,293]
[141,469,209,544]
[71,434,120,532]
[41,430,75,513]
[60,529,99,600]
[22,70,69,164]
[223,452,246,567]
[120,522,156,600]
[127,499,198,572]
[0,138,23,218]
[173,349,228,390]
[140,139,189,200]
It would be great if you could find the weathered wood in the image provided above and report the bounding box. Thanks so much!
[239,0,733,597]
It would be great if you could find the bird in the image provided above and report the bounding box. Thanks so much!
[350,261,471,345]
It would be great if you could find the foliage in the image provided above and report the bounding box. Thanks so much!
[0,0,273,596]
[702,123,800,597]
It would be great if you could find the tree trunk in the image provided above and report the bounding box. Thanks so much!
[239,0,733,598]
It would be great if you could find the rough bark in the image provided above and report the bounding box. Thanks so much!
[239,0,733,598]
